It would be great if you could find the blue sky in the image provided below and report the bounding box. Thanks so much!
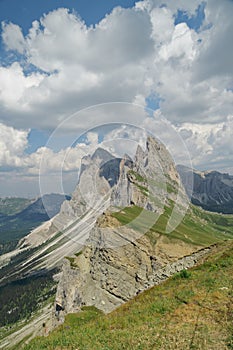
[0,0,137,69]
[0,0,205,69]
[0,0,138,154]
[0,0,205,152]
[0,0,233,196]
[0,0,137,28]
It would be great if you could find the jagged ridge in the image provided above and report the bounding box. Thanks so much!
[178,165,233,214]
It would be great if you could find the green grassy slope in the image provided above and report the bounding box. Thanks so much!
[22,240,233,350]
[112,203,233,247]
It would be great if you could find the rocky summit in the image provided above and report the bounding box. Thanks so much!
[54,137,204,317]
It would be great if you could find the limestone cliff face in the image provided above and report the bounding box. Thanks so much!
[55,136,193,315]
[55,230,213,315]
[56,231,159,314]
[111,136,184,211]
[135,136,180,184]
[60,148,117,219]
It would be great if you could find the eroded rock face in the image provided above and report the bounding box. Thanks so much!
[110,157,133,207]
[111,136,185,212]
[60,148,116,219]
[55,233,158,314]
[55,136,193,315]
[55,228,213,314]
[55,259,82,316]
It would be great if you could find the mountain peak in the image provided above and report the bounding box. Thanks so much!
[91,148,114,163]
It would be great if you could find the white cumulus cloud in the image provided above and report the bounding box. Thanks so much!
[0,122,29,167]
[2,22,26,53]
[0,0,233,195]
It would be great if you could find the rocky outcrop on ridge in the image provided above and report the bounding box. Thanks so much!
[54,137,193,316]
[55,240,214,316]
[111,136,184,210]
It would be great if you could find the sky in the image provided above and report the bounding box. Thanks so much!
[0,0,233,197]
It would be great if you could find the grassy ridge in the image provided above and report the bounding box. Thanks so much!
[23,241,233,350]
[112,204,233,247]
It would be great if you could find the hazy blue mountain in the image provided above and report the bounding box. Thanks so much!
[177,165,233,214]
[0,198,33,216]
[0,193,70,254]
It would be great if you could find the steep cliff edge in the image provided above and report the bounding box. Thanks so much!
[55,226,215,314]
[54,137,226,316]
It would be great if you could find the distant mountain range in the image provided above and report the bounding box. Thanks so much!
[177,165,233,214]
[0,194,70,254]
[0,198,34,216]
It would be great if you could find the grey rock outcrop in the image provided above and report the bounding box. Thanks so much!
[58,147,129,225]
[60,148,116,219]
[111,137,186,211]
[55,259,82,317]
[54,136,195,316]
[55,234,214,315]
